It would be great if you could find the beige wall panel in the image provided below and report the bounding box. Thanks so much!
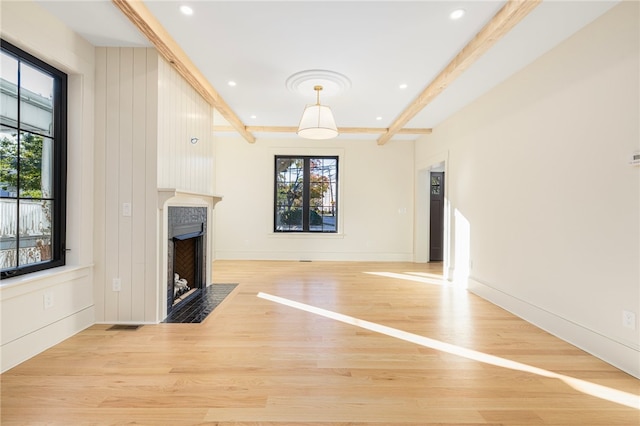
[118,48,134,321]
[104,48,121,321]
[96,48,161,323]
[160,58,168,183]
[176,74,185,187]
[145,50,159,322]
[94,48,107,322]
[157,58,214,194]
[66,73,95,267]
[156,59,166,187]
[131,48,148,321]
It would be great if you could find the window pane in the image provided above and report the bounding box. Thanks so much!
[19,199,52,267]
[19,132,52,198]
[275,206,303,231]
[309,158,337,232]
[0,126,18,197]
[275,158,304,231]
[1,52,18,128]
[0,199,17,270]
[19,62,54,136]
[275,155,337,233]
[1,40,66,278]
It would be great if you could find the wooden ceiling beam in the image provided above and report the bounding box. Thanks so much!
[213,126,433,135]
[112,0,256,143]
[377,0,542,145]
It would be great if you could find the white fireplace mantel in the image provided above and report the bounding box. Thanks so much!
[156,188,222,322]
[157,188,223,209]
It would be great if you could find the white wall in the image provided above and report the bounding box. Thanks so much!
[0,1,95,372]
[415,2,639,377]
[214,137,414,261]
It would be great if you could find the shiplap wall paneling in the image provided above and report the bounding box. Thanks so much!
[157,58,173,188]
[157,58,214,194]
[95,47,159,323]
[177,71,186,189]
[104,47,121,322]
[118,48,134,321]
[144,50,159,321]
[94,48,107,322]
[96,50,212,323]
[129,48,146,322]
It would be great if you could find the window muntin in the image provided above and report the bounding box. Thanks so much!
[275,156,338,233]
[1,40,67,278]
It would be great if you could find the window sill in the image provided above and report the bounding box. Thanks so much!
[269,232,345,239]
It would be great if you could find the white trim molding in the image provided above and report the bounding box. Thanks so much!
[468,276,640,379]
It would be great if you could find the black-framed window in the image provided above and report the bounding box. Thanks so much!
[275,156,338,233]
[0,40,67,279]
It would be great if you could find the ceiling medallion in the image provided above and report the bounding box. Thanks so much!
[286,69,351,98]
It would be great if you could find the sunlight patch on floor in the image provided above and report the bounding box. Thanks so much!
[364,271,448,286]
[257,291,640,410]
[403,271,446,280]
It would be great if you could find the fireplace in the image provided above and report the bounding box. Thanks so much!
[167,206,207,314]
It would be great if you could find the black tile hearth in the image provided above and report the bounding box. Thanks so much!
[164,283,238,323]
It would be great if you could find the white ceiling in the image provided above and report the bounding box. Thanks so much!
[34,0,619,141]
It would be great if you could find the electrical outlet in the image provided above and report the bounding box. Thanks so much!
[112,278,121,292]
[122,203,131,217]
[622,310,636,330]
[43,291,54,310]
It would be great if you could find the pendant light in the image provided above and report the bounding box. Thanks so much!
[297,85,338,140]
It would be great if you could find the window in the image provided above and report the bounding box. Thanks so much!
[1,40,67,278]
[275,156,338,233]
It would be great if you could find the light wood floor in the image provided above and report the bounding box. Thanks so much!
[1,261,639,425]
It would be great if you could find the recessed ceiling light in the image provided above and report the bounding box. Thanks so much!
[450,9,465,20]
[399,83,408,90]
[250,115,257,119]
[227,81,237,87]
[376,116,383,121]
[180,5,193,16]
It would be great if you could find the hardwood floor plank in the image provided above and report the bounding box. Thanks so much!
[1,260,638,425]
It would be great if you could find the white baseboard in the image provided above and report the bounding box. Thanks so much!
[1,306,94,373]
[214,251,414,262]
[468,277,640,379]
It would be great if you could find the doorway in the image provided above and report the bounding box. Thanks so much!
[429,171,445,261]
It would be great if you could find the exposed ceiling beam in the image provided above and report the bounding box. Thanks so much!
[112,0,256,143]
[377,0,542,145]
[213,126,433,135]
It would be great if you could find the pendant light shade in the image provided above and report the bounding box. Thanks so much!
[297,85,338,140]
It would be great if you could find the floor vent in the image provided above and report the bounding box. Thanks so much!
[106,324,142,331]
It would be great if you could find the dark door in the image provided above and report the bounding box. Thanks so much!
[429,172,444,261]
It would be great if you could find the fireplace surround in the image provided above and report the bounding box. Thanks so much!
[157,189,222,322]
[167,206,207,315]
